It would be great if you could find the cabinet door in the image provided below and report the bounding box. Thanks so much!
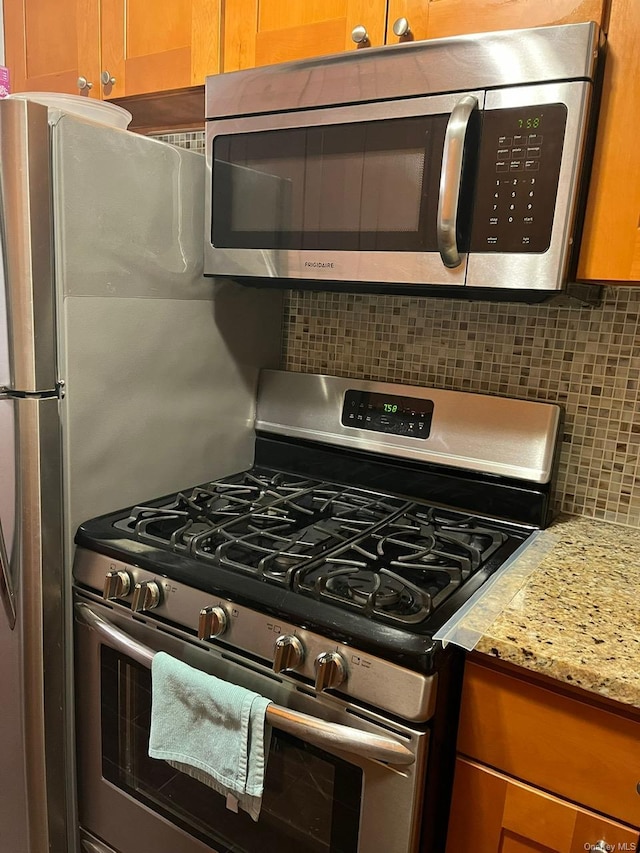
[385,2,429,44]
[5,0,101,96]
[223,0,387,72]
[577,0,640,282]
[419,0,609,40]
[446,759,640,853]
[99,0,221,98]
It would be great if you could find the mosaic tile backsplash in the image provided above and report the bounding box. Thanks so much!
[156,130,640,529]
[284,287,640,528]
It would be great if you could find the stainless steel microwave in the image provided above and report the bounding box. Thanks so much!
[204,23,603,297]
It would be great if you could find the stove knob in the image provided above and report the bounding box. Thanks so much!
[131,580,161,613]
[103,570,131,601]
[314,651,347,692]
[198,606,228,640]
[273,635,304,673]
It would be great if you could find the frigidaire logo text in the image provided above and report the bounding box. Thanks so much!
[304,261,335,269]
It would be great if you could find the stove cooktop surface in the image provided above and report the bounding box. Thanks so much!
[76,463,531,662]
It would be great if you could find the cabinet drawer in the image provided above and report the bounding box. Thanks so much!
[446,758,640,853]
[457,661,640,827]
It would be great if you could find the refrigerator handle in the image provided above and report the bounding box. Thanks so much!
[0,515,16,630]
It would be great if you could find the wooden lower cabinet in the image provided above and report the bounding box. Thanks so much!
[446,660,640,852]
[446,758,640,853]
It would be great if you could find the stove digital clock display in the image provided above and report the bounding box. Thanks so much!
[342,390,434,439]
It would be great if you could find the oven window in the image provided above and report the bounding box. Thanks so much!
[101,647,362,852]
[211,115,448,252]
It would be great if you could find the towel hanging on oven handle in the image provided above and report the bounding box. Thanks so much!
[75,602,415,767]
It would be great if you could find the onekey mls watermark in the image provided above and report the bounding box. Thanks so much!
[583,844,637,852]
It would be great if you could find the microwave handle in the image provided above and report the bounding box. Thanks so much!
[75,602,415,767]
[437,94,478,269]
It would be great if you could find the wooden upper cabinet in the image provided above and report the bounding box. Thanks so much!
[5,0,221,100]
[100,0,221,97]
[5,0,101,96]
[446,759,640,853]
[420,0,609,40]
[223,0,387,72]
[385,0,608,46]
[578,0,640,282]
[385,2,429,44]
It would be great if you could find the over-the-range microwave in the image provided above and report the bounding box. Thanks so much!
[204,23,604,300]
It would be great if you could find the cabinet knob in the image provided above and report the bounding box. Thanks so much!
[131,580,161,612]
[198,606,228,640]
[77,76,93,91]
[314,651,347,692]
[351,25,369,45]
[392,17,412,38]
[103,570,131,600]
[591,843,609,853]
[273,635,304,673]
[101,70,116,87]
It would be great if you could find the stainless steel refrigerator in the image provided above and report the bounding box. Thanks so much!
[0,98,282,853]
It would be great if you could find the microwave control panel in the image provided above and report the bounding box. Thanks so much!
[469,103,568,253]
[342,390,434,439]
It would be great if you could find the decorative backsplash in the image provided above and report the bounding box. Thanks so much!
[283,287,640,528]
[155,129,640,529]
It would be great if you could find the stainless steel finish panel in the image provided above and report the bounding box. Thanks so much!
[0,396,66,853]
[76,602,416,765]
[205,93,481,285]
[205,23,600,118]
[51,116,214,301]
[52,117,282,551]
[256,370,561,484]
[0,99,57,392]
[0,232,17,601]
[466,81,592,291]
[75,594,428,853]
[73,548,437,723]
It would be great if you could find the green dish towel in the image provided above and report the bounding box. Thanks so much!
[148,651,272,821]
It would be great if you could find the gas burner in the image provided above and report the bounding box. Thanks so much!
[296,561,452,625]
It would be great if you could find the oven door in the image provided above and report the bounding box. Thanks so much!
[204,91,483,288]
[74,595,429,853]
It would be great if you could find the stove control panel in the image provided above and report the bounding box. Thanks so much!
[74,549,438,723]
[342,390,434,439]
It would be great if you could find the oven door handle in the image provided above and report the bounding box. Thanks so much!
[75,603,415,767]
[437,94,478,269]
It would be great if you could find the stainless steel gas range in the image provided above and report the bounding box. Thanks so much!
[73,370,561,853]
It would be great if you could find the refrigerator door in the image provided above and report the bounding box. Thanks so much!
[0,98,67,853]
[0,226,16,625]
[0,99,58,393]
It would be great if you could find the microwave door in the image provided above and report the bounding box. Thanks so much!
[205,90,485,288]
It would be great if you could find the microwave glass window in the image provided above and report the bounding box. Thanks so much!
[212,115,449,251]
[100,647,362,853]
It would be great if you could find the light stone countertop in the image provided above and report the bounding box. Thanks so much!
[470,513,640,709]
